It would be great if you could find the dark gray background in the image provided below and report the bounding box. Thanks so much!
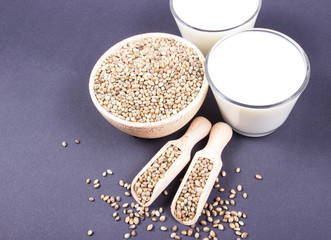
[1,0,330,239]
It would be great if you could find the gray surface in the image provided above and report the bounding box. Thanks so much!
[0,0,330,239]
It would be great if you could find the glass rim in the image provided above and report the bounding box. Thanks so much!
[205,28,311,109]
[169,0,262,33]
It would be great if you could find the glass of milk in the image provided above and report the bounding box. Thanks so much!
[205,28,310,137]
[170,0,262,56]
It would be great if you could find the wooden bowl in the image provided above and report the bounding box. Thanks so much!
[89,32,208,138]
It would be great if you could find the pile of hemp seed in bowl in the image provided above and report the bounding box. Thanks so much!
[93,36,204,123]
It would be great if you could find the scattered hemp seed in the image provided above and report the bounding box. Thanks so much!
[255,174,263,180]
[147,224,154,231]
[243,193,248,199]
[107,169,113,175]
[160,226,168,231]
[221,171,226,177]
[102,172,107,177]
[86,178,91,184]
[203,227,210,232]
[237,185,243,192]
[235,167,241,173]
[172,226,178,232]
[94,183,100,189]
[62,141,67,147]
[119,180,124,186]
[87,230,93,236]
[89,197,94,202]
[242,232,248,238]
[124,233,131,239]
[170,232,176,238]
[93,179,99,185]
[210,230,216,237]
[93,36,204,123]
[74,139,80,144]
[163,190,168,196]
[200,220,207,226]
[218,224,224,231]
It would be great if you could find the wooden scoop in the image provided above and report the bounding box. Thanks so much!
[170,122,233,225]
[131,117,212,207]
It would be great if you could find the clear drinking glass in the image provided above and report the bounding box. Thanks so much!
[170,0,262,55]
[205,28,310,137]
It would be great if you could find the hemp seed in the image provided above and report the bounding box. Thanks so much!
[61,141,67,147]
[255,174,263,180]
[87,230,93,236]
[160,226,168,231]
[237,185,242,192]
[93,36,204,124]
[147,224,153,231]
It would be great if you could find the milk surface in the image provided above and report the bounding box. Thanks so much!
[172,0,260,31]
[207,31,307,106]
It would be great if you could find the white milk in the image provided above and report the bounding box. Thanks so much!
[170,0,261,55]
[206,29,310,137]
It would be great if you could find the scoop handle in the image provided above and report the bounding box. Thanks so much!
[204,122,233,157]
[177,116,212,151]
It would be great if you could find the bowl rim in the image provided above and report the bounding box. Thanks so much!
[89,32,209,128]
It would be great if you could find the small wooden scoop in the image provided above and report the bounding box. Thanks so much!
[131,117,212,207]
[170,122,233,225]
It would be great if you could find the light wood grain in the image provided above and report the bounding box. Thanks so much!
[170,122,233,225]
[131,117,212,207]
